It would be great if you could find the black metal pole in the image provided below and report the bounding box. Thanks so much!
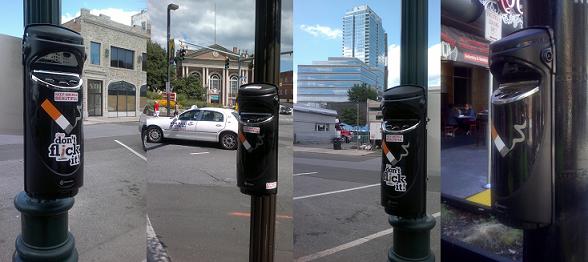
[166,7,171,116]
[23,0,61,26]
[522,1,588,261]
[249,0,280,261]
[387,0,435,261]
[15,1,78,261]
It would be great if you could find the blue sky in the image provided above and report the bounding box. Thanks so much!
[294,0,441,94]
[0,0,145,37]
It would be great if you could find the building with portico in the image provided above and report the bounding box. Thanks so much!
[176,44,253,107]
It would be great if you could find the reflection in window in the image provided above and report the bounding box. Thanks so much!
[110,46,134,69]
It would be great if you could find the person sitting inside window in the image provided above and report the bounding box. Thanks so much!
[446,104,460,137]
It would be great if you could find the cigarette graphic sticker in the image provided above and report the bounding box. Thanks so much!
[239,132,253,151]
[382,141,410,166]
[41,99,74,134]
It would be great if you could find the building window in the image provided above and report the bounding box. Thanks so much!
[142,53,147,72]
[209,74,221,93]
[229,75,239,97]
[110,46,135,70]
[315,123,330,131]
[90,42,101,65]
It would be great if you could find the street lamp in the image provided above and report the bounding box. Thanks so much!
[166,3,179,116]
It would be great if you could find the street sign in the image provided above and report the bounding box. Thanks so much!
[163,92,177,101]
[485,10,502,42]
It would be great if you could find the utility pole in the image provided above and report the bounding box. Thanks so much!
[248,0,281,261]
[166,3,179,116]
[381,0,435,261]
[509,1,588,261]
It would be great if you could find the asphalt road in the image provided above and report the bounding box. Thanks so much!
[0,122,146,261]
[146,115,293,262]
[293,150,441,261]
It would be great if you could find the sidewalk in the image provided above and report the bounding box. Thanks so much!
[84,116,140,125]
[294,143,376,156]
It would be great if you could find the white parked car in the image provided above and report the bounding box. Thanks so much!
[139,107,239,150]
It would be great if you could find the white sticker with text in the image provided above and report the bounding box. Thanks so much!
[383,164,407,192]
[54,92,78,102]
[48,133,81,166]
[244,126,261,134]
[386,134,403,143]
[266,182,277,189]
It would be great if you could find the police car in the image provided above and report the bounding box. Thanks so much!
[139,107,239,150]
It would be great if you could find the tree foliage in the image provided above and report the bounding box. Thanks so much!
[347,83,378,103]
[172,75,205,100]
[339,107,358,125]
[146,40,175,92]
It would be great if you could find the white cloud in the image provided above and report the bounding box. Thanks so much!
[148,0,292,56]
[387,43,442,88]
[300,24,342,39]
[62,8,141,26]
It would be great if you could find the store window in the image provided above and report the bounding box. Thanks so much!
[110,46,135,69]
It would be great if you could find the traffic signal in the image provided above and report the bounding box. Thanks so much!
[225,57,230,69]
[175,48,187,63]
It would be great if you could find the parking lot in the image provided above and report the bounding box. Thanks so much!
[146,115,293,262]
[0,122,146,261]
[293,150,440,261]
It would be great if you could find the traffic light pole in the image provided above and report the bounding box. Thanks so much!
[249,0,281,261]
[521,1,588,261]
[386,0,435,261]
[14,1,78,261]
[166,7,172,116]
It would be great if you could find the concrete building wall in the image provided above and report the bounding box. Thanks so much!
[294,111,337,144]
[64,9,148,118]
[0,35,23,134]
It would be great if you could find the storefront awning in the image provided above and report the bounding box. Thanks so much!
[441,25,489,68]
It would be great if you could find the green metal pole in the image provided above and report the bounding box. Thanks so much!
[387,0,435,261]
[23,0,61,26]
[14,1,78,261]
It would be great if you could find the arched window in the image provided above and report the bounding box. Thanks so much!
[190,71,201,82]
[229,75,239,96]
[209,74,221,93]
[107,81,136,117]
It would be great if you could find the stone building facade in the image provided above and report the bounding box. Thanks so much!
[177,44,253,107]
[63,9,149,118]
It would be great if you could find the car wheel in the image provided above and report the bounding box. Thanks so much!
[220,132,238,150]
[147,126,163,143]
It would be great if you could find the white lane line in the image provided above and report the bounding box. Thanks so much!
[293,183,379,200]
[114,140,147,162]
[295,212,441,262]
[190,152,210,155]
[147,215,171,261]
[293,171,319,177]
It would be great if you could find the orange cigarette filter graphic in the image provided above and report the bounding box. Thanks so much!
[41,99,73,134]
[239,132,252,151]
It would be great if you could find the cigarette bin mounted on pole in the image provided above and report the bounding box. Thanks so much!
[236,83,279,195]
[14,20,85,261]
[23,24,85,199]
[490,27,555,229]
[381,85,427,218]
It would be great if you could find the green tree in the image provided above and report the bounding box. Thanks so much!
[146,40,175,92]
[172,75,205,100]
[339,107,358,125]
[347,83,378,103]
